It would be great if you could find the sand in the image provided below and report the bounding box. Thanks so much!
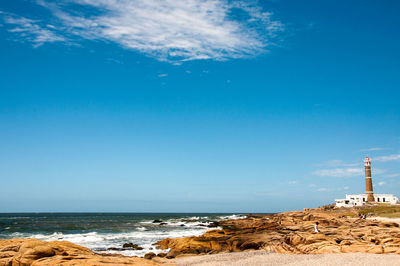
[368,217,400,224]
[175,251,400,266]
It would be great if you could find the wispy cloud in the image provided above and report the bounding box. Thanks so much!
[158,73,168,78]
[287,180,298,185]
[374,154,400,162]
[316,160,358,167]
[378,181,386,186]
[313,168,363,178]
[313,166,386,178]
[1,12,65,47]
[322,160,344,167]
[1,0,284,62]
[383,173,400,178]
[313,155,391,178]
[360,147,387,152]
[315,186,350,192]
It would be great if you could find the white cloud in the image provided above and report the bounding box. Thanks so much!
[316,160,358,167]
[308,184,317,187]
[1,13,65,47]
[158,73,168,78]
[313,167,363,178]
[383,173,400,178]
[378,181,386,186]
[360,147,387,152]
[19,0,284,62]
[315,186,350,192]
[287,180,298,185]
[323,160,344,167]
[374,154,400,162]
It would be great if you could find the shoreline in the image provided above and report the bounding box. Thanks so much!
[0,213,242,258]
[154,207,400,257]
[2,207,400,265]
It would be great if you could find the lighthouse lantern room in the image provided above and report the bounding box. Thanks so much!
[364,156,371,167]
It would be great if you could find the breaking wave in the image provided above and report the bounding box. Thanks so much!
[0,213,245,257]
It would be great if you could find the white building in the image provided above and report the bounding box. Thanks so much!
[335,194,399,208]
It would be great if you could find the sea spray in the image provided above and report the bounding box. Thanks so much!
[0,213,246,257]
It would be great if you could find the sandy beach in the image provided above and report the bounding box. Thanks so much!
[175,251,400,266]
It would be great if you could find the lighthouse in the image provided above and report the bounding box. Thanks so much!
[335,156,399,207]
[364,156,374,202]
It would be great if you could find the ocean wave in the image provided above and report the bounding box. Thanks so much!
[218,214,246,220]
[15,226,212,257]
[1,213,241,257]
[0,217,32,220]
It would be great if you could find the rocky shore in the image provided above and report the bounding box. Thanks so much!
[1,207,400,265]
[156,208,400,257]
[0,239,158,265]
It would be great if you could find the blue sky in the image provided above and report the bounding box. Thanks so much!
[0,0,399,212]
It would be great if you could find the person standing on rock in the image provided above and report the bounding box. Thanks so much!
[314,222,319,233]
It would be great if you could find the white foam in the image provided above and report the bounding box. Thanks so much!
[0,217,31,220]
[139,220,154,225]
[21,225,214,257]
[186,216,200,220]
[218,214,246,220]
[5,214,237,257]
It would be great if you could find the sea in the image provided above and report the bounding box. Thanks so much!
[0,213,245,257]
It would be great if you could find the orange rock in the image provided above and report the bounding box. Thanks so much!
[3,207,400,264]
[0,239,156,266]
[154,209,400,257]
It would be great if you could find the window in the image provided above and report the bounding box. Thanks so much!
[383,198,385,202]
[377,198,380,202]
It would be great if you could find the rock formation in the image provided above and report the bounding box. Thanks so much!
[2,208,400,265]
[155,209,400,257]
[0,239,156,265]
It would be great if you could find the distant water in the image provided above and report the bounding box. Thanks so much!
[0,213,245,257]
